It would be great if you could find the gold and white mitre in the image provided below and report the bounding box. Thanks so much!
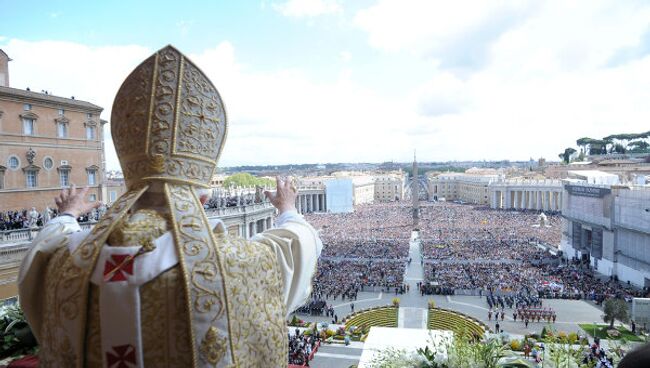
[33,46,291,368]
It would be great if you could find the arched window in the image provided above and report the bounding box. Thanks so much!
[22,164,40,188]
[58,164,72,187]
[20,111,39,136]
[86,165,99,185]
[85,120,97,140]
[55,116,69,138]
[0,165,5,189]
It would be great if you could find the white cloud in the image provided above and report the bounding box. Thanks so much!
[273,0,341,18]
[339,51,352,62]
[0,38,419,169]
[354,0,531,60]
[351,0,650,161]
[3,1,650,170]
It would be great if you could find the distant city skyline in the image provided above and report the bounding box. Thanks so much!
[2,0,649,170]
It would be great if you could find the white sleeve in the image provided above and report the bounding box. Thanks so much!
[251,211,322,316]
[18,215,82,342]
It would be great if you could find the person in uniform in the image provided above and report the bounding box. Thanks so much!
[18,45,322,368]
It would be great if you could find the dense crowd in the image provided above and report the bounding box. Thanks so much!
[419,202,561,261]
[320,239,408,259]
[305,203,413,242]
[311,259,406,301]
[424,263,546,292]
[288,329,319,366]
[303,200,646,307]
[0,207,103,230]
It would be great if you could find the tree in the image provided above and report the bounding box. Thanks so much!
[223,173,274,188]
[603,298,629,329]
[628,140,650,153]
[561,147,577,164]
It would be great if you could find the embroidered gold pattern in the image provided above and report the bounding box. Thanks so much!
[165,183,236,366]
[107,209,169,248]
[200,327,228,365]
[40,187,148,368]
[111,46,227,190]
[38,46,289,368]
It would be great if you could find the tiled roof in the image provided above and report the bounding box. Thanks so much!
[0,86,103,111]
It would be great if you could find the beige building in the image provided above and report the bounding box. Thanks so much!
[351,176,375,205]
[103,179,127,205]
[428,173,497,205]
[0,50,105,211]
[373,172,405,202]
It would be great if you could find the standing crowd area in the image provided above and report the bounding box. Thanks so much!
[418,203,645,303]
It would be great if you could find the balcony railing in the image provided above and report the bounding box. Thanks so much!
[0,203,275,246]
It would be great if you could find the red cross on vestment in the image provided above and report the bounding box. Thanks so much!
[103,254,134,282]
[106,344,136,368]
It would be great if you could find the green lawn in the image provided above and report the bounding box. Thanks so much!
[578,323,643,342]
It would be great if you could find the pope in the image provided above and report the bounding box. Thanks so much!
[18,45,322,368]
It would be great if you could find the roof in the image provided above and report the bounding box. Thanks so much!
[0,85,103,111]
[568,170,618,178]
[597,159,641,165]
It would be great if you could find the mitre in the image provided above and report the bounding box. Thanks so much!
[111,45,228,189]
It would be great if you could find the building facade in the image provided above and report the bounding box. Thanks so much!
[560,183,650,287]
[489,179,564,211]
[351,176,375,205]
[0,50,105,211]
[428,173,497,205]
[373,172,405,202]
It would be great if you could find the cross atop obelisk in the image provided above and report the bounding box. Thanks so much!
[412,150,420,227]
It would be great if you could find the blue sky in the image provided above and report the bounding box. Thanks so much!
[2,0,650,170]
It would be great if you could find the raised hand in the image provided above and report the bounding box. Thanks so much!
[54,184,102,218]
[264,176,298,214]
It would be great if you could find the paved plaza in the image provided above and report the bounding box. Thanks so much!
[301,239,610,367]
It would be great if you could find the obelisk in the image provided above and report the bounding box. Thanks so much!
[412,151,420,227]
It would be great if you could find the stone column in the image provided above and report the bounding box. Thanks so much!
[523,191,530,210]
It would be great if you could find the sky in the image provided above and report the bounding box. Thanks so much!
[1,0,650,171]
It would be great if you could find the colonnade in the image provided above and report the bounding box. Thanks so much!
[246,216,273,238]
[296,192,326,214]
[491,189,563,211]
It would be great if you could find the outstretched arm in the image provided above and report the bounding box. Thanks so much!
[253,177,322,316]
[18,185,100,340]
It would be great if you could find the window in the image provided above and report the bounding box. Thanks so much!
[23,118,35,135]
[109,191,117,202]
[58,108,65,116]
[25,170,38,188]
[86,126,96,140]
[87,113,93,119]
[89,194,97,202]
[60,169,70,187]
[87,169,97,185]
[8,156,19,170]
[23,104,31,111]
[57,122,68,138]
[43,157,54,170]
[0,168,4,189]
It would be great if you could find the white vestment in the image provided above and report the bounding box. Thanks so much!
[19,209,322,368]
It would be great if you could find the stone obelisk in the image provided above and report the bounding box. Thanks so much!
[412,151,420,228]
